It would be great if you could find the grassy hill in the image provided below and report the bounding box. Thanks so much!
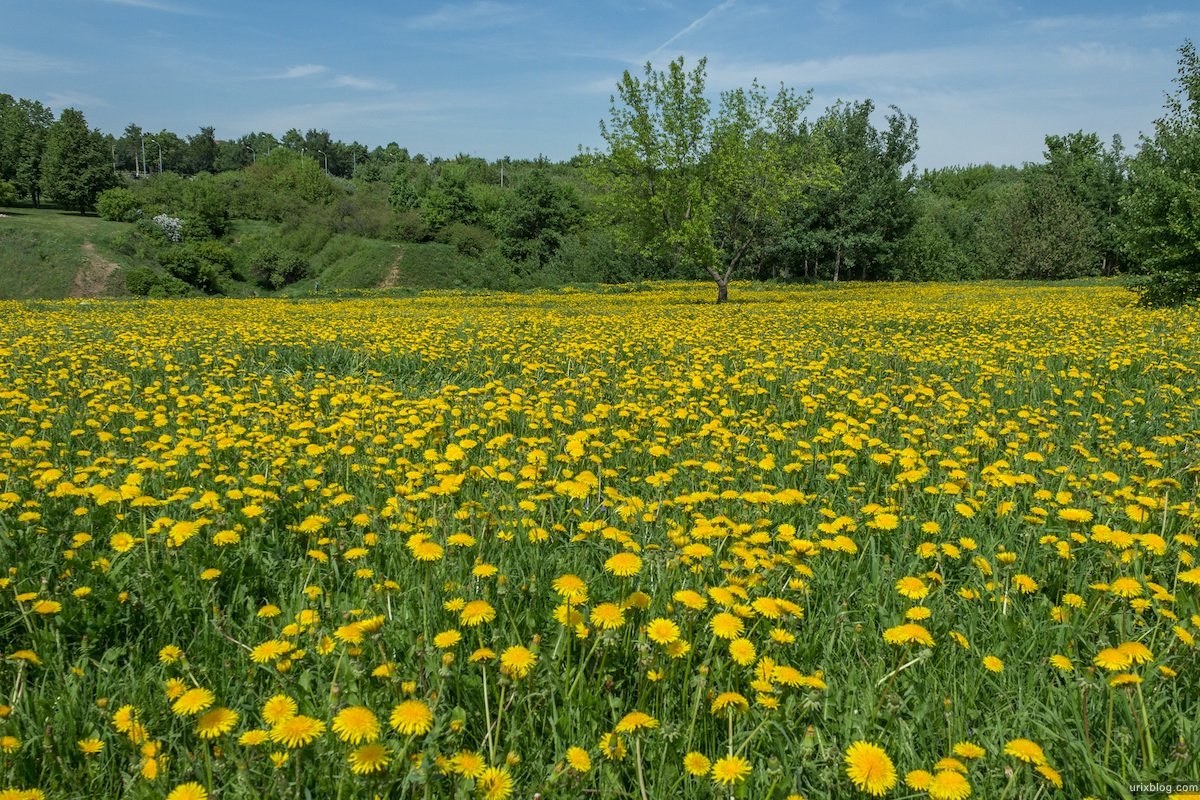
[0,205,484,299]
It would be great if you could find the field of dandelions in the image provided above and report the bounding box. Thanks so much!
[1,282,1198,800]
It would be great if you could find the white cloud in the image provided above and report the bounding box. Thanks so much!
[648,0,736,58]
[331,74,395,92]
[45,90,110,110]
[406,1,520,31]
[266,64,329,80]
[0,47,77,74]
[98,0,203,15]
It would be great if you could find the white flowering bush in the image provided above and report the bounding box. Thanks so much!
[152,213,183,243]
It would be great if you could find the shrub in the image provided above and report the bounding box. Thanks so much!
[0,179,17,208]
[439,222,494,258]
[152,213,184,243]
[1133,271,1200,307]
[96,187,140,222]
[124,267,159,296]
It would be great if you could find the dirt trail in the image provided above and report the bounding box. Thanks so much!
[72,242,120,297]
[378,247,404,289]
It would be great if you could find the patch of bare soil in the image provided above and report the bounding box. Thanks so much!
[378,247,403,289]
[72,242,120,297]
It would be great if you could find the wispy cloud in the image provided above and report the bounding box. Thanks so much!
[648,0,736,58]
[331,74,395,92]
[98,0,203,15]
[264,64,329,80]
[406,1,521,31]
[0,46,77,74]
[45,90,109,110]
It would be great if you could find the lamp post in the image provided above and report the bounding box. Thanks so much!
[245,145,256,164]
[146,136,163,174]
[317,149,328,175]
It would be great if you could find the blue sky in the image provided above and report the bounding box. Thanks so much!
[1,0,1195,168]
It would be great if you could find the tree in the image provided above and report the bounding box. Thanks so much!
[497,169,582,265]
[42,108,117,214]
[593,57,828,302]
[1122,39,1200,305]
[1,97,54,206]
[187,126,218,174]
[1042,131,1126,274]
[783,101,918,282]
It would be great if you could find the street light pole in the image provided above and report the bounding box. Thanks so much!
[146,136,162,174]
[317,149,328,175]
[246,145,256,164]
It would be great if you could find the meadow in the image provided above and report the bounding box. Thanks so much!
[0,281,1197,800]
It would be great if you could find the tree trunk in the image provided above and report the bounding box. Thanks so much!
[834,245,842,283]
[716,279,729,303]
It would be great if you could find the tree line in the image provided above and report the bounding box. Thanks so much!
[1,39,1198,304]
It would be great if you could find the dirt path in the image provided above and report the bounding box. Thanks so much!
[378,246,403,289]
[72,242,120,297]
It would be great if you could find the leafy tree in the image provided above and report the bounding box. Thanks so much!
[1,97,54,206]
[388,168,421,210]
[187,126,218,174]
[120,123,144,175]
[42,108,117,213]
[1122,39,1200,305]
[423,165,477,229]
[1042,131,1126,274]
[497,169,582,265]
[785,100,918,282]
[594,57,826,302]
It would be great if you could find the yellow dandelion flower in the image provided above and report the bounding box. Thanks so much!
[332,706,380,744]
[604,551,642,577]
[566,746,591,772]
[171,687,214,717]
[710,755,752,785]
[928,769,972,800]
[262,694,298,726]
[645,617,681,644]
[844,741,897,796]
[269,715,325,748]
[1004,738,1046,765]
[348,742,391,775]
[389,700,433,736]
[195,707,238,739]
[614,711,658,734]
[499,645,537,679]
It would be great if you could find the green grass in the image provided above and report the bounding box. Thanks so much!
[0,206,132,299]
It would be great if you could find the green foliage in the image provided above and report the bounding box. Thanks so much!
[438,222,494,257]
[159,240,234,293]
[242,234,309,289]
[423,165,477,229]
[0,96,53,207]
[1132,270,1200,307]
[496,169,582,265]
[0,178,16,207]
[594,56,828,301]
[96,187,140,221]
[388,169,420,210]
[788,100,919,281]
[42,108,118,214]
[124,266,160,295]
[1123,40,1200,306]
[271,156,338,205]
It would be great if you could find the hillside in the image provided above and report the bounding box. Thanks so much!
[0,206,485,298]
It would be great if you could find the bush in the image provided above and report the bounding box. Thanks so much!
[395,210,431,242]
[124,267,159,296]
[243,237,309,289]
[159,240,234,293]
[96,187,140,222]
[438,222,494,257]
[1133,270,1200,307]
[0,179,17,208]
